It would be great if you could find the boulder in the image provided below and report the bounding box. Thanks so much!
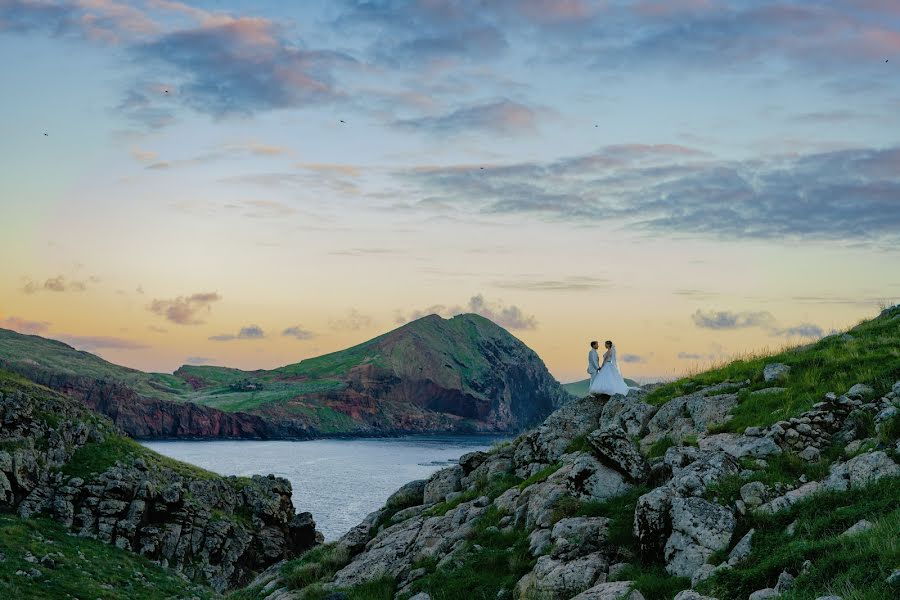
[423,466,464,504]
[740,482,767,507]
[840,519,874,536]
[674,592,719,600]
[550,517,610,559]
[571,581,647,600]
[600,397,658,438]
[526,552,609,600]
[824,452,900,492]
[763,363,791,382]
[846,384,874,399]
[588,428,649,482]
[699,433,781,459]
[664,497,736,578]
[775,570,795,593]
[727,528,754,565]
[749,589,779,600]
[566,453,631,502]
[385,479,426,509]
[756,481,822,514]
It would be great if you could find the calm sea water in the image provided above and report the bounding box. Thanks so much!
[141,435,508,540]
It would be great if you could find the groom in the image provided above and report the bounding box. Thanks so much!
[587,340,600,385]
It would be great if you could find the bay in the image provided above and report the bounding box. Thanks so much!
[141,435,508,540]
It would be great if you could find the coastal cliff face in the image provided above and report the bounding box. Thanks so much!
[0,372,321,593]
[236,306,900,600]
[0,313,570,439]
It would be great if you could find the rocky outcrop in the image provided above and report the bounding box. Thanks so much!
[0,382,320,592]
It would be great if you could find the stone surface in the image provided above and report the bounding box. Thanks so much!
[664,497,736,578]
[846,384,874,399]
[763,363,791,382]
[749,589,779,600]
[423,465,464,504]
[727,528,754,565]
[824,452,900,492]
[588,427,650,482]
[840,519,874,536]
[385,479,426,509]
[570,581,647,600]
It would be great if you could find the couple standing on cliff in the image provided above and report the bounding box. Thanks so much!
[587,340,630,397]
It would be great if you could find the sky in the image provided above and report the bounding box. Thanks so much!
[1,0,899,384]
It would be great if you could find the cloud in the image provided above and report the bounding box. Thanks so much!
[55,334,148,351]
[773,323,825,338]
[0,316,51,335]
[185,356,213,365]
[397,294,537,330]
[401,145,900,245]
[691,309,776,330]
[148,292,221,325]
[22,275,90,294]
[394,100,539,135]
[677,352,706,360]
[282,325,315,340]
[494,276,609,292]
[329,309,374,331]
[620,353,646,363]
[208,324,266,342]
[0,0,159,43]
[137,17,355,116]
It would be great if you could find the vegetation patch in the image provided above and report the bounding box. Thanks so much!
[644,310,900,431]
[0,514,215,599]
[551,486,650,553]
[646,436,677,459]
[405,506,535,600]
[700,476,900,600]
[608,563,690,600]
[427,473,522,518]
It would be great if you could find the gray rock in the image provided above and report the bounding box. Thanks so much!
[699,433,781,459]
[385,479,426,509]
[756,481,822,514]
[458,451,488,475]
[588,428,649,482]
[813,597,842,600]
[674,592,718,600]
[840,519,874,536]
[775,570,795,593]
[885,568,900,585]
[664,497,736,578]
[566,453,631,503]
[893,381,900,396]
[607,562,630,580]
[528,528,552,557]
[727,529,754,565]
[798,446,820,462]
[740,482,767,507]
[824,452,900,492]
[408,593,431,600]
[749,589,779,600]
[600,397,658,438]
[550,517,610,559]
[751,387,786,396]
[423,465,464,504]
[846,384,874,399]
[526,552,609,600]
[570,581,647,600]
[763,363,791,382]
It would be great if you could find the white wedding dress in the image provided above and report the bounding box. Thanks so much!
[589,345,630,396]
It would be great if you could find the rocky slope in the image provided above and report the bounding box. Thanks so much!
[235,306,900,600]
[0,370,320,594]
[0,313,569,439]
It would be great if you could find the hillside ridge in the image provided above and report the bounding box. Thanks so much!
[0,313,569,439]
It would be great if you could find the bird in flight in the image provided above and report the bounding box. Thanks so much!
[339,119,346,124]
[43,132,48,136]
[164,90,169,93]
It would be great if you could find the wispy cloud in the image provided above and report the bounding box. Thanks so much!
[184,355,214,365]
[691,309,776,330]
[209,324,266,342]
[772,323,825,338]
[620,353,646,363]
[397,294,537,330]
[55,334,148,351]
[394,100,539,136]
[0,316,51,335]
[282,325,315,340]
[148,292,221,325]
[22,275,94,294]
[494,276,609,292]
[329,309,374,331]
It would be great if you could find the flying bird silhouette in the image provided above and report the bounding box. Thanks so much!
[43,132,48,136]
[339,119,346,123]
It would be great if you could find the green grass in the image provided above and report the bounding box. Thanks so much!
[281,544,351,590]
[551,486,650,553]
[609,563,690,600]
[0,513,215,599]
[406,506,535,600]
[517,463,562,490]
[426,473,522,518]
[700,476,900,600]
[644,306,900,431]
[646,436,677,459]
[565,434,591,454]
[703,445,844,506]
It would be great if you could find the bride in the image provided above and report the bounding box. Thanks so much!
[589,340,630,397]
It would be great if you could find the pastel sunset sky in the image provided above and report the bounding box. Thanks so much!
[1,0,899,383]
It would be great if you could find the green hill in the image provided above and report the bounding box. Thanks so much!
[0,314,569,438]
